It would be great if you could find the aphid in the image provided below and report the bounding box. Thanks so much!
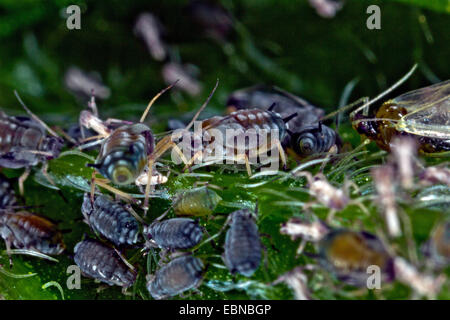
[188,108,296,174]
[227,85,340,159]
[289,123,340,159]
[0,93,64,194]
[419,166,450,187]
[371,165,402,237]
[293,171,367,222]
[173,186,222,217]
[349,68,450,154]
[134,13,167,62]
[143,218,203,250]
[162,63,202,97]
[146,254,204,299]
[0,210,65,255]
[281,219,394,287]
[422,220,450,268]
[74,239,136,288]
[273,267,311,300]
[0,175,16,209]
[226,85,324,129]
[308,0,344,18]
[81,193,140,247]
[89,123,154,186]
[64,67,111,101]
[223,209,262,277]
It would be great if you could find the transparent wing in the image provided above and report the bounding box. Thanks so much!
[395,80,450,139]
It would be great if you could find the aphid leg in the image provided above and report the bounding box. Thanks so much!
[275,139,287,170]
[4,239,13,268]
[296,238,307,257]
[193,215,233,252]
[124,204,146,224]
[91,174,137,204]
[18,167,31,195]
[325,209,338,224]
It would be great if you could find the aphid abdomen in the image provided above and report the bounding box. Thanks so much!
[224,210,262,277]
[147,255,204,299]
[81,194,139,246]
[74,239,136,287]
[0,211,65,255]
[0,175,16,209]
[173,187,222,216]
[144,218,203,250]
[95,124,153,185]
[319,230,394,286]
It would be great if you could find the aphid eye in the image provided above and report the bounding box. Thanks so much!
[112,166,134,185]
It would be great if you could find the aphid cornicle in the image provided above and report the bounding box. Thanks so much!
[143,218,203,250]
[90,123,154,185]
[0,175,16,209]
[74,239,137,288]
[226,85,340,158]
[173,186,222,217]
[147,255,205,299]
[81,193,140,247]
[223,209,262,277]
[0,210,65,255]
[352,79,450,154]
[318,229,394,286]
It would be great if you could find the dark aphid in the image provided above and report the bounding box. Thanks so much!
[319,229,394,286]
[423,220,450,268]
[0,210,65,255]
[147,255,204,299]
[81,193,140,246]
[173,186,222,217]
[0,111,63,168]
[226,85,324,130]
[143,218,203,250]
[223,209,262,277]
[290,123,340,158]
[352,79,450,154]
[91,123,154,185]
[226,86,340,158]
[0,175,16,209]
[74,239,137,288]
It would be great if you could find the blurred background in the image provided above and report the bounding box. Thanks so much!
[0,0,449,130]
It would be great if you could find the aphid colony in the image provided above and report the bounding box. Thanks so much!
[0,67,448,300]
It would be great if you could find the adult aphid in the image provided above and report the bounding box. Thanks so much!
[81,193,140,247]
[227,85,341,159]
[74,238,137,288]
[328,65,450,154]
[0,92,64,194]
[146,254,205,299]
[0,210,65,259]
[143,217,204,250]
[173,186,222,217]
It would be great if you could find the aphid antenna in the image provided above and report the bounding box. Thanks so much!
[139,80,179,123]
[113,247,137,272]
[283,112,298,123]
[88,90,99,117]
[77,137,106,150]
[268,102,277,111]
[13,90,60,138]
